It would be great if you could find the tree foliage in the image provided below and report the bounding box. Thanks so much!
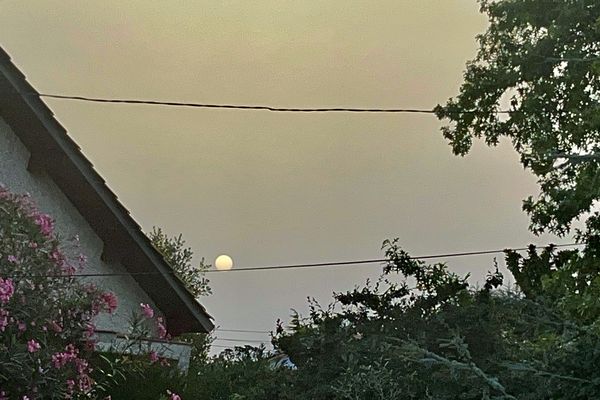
[52,2,600,399]
[148,227,211,298]
[435,0,600,235]
[105,2,600,399]
[270,240,600,400]
[111,240,600,399]
[148,227,213,364]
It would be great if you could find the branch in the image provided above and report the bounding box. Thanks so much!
[501,362,592,384]
[390,339,517,400]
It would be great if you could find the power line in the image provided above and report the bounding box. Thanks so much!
[216,328,270,334]
[0,242,584,279]
[24,92,512,114]
[214,338,268,344]
[211,343,268,349]
[207,244,583,273]
[35,93,434,113]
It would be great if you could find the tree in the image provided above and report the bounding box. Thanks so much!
[148,227,212,364]
[52,3,600,398]
[435,0,600,337]
[93,239,600,399]
[272,240,600,400]
[269,4,600,396]
[435,0,600,236]
[148,227,211,298]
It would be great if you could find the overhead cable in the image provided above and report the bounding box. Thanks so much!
[33,92,511,114]
[211,343,268,349]
[0,242,583,279]
[206,243,583,273]
[215,328,271,334]
[214,337,268,344]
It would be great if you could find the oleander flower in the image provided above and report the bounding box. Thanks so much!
[0,278,14,304]
[33,213,54,237]
[140,303,154,319]
[156,316,168,339]
[100,292,118,314]
[27,339,40,353]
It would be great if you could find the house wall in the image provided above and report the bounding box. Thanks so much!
[0,116,161,333]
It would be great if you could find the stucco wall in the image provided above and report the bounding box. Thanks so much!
[0,116,161,333]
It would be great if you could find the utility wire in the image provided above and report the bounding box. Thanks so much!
[216,328,270,334]
[0,242,583,279]
[23,92,512,114]
[38,93,435,113]
[206,243,583,273]
[214,338,268,344]
[211,343,267,349]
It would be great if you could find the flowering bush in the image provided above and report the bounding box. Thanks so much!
[89,301,183,399]
[105,303,172,363]
[0,185,115,398]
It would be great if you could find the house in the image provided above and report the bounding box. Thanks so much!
[0,47,214,366]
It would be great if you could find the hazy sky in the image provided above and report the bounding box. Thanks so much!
[0,1,567,349]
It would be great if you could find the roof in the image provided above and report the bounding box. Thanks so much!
[0,47,214,336]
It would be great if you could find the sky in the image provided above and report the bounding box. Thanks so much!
[0,1,569,349]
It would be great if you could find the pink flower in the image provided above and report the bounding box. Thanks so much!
[61,263,76,276]
[50,249,65,267]
[101,292,118,314]
[51,353,66,369]
[78,374,92,393]
[27,339,41,353]
[140,303,154,319]
[169,392,181,400]
[51,345,78,369]
[84,323,95,338]
[0,278,14,304]
[66,379,75,394]
[65,344,78,355]
[51,352,73,368]
[18,321,26,332]
[7,255,18,263]
[156,317,167,339]
[75,358,89,374]
[34,213,54,237]
[149,351,159,363]
[0,309,8,332]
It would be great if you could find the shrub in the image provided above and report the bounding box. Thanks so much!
[0,185,115,398]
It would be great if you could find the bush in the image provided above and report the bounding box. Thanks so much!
[0,185,115,398]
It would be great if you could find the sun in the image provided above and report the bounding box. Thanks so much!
[215,254,234,271]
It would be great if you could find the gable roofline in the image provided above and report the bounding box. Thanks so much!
[0,47,213,335]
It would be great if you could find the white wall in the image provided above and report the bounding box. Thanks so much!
[0,116,161,334]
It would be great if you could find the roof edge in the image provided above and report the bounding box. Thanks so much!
[0,48,214,335]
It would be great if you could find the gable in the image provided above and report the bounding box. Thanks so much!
[0,48,213,335]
